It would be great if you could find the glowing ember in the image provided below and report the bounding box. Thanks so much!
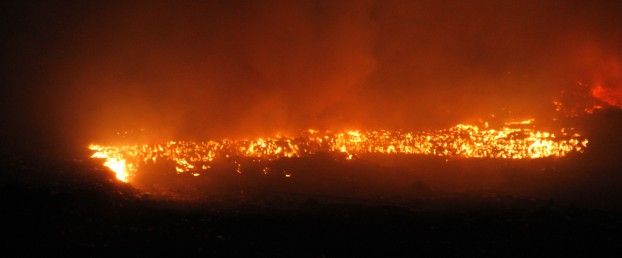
[89,121,588,183]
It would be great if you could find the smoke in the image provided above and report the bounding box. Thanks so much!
[573,44,622,107]
[53,0,377,141]
[2,0,622,149]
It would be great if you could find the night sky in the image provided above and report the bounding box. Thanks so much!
[2,0,621,151]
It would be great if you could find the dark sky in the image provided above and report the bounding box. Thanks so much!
[1,0,622,150]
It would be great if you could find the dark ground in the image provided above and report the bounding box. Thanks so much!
[2,111,622,256]
[3,159,622,257]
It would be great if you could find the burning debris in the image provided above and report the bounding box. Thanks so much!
[89,121,587,183]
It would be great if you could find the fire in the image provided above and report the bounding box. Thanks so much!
[88,121,588,183]
[504,118,534,126]
[553,81,622,116]
[591,84,622,108]
[89,145,134,182]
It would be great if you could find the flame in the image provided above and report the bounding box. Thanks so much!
[553,81,621,117]
[504,118,534,126]
[591,84,622,108]
[89,144,133,182]
[88,121,588,183]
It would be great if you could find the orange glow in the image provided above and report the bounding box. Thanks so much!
[591,84,622,108]
[89,144,133,182]
[504,118,534,126]
[88,121,588,183]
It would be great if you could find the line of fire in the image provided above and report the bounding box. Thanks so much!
[90,120,589,183]
[3,1,622,255]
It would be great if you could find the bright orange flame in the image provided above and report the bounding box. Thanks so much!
[88,121,588,182]
[504,118,534,126]
[89,144,133,182]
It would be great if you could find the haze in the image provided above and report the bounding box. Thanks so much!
[1,0,621,152]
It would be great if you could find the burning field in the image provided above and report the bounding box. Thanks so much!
[6,109,622,255]
[3,0,622,255]
[89,120,588,184]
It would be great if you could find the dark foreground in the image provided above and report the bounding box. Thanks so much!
[3,158,622,257]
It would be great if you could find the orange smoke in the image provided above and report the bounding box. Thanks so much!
[591,84,622,108]
[571,41,622,109]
